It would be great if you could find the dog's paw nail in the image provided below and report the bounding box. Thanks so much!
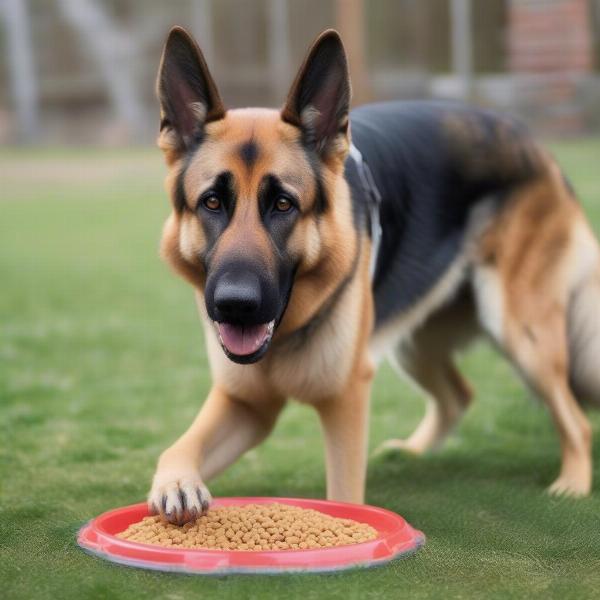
[148,475,212,524]
[197,488,212,514]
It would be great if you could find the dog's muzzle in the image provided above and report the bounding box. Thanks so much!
[207,266,280,364]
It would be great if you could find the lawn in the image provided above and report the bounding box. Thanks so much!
[2,141,600,599]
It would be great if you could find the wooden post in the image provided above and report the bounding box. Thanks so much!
[2,0,40,143]
[192,0,215,68]
[267,0,291,100]
[334,0,370,106]
[450,0,474,101]
[57,0,148,141]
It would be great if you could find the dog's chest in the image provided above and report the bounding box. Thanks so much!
[206,275,364,403]
[267,316,358,401]
[267,267,366,401]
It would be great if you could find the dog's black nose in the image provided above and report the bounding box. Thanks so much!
[214,271,261,318]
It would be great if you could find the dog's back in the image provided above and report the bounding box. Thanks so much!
[348,101,544,326]
[357,101,600,497]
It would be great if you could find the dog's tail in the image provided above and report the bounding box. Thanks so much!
[568,224,600,407]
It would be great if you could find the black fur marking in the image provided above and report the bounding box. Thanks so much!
[258,174,300,254]
[344,156,370,234]
[207,170,237,219]
[196,171,236,261]
[158,28,224,149]
[299,145,327,214]
[204,257,297,364]
[172,141,205,212]
[287,34,349,155]
[239,140,259,168]
[282,31,350,161]
[174,166,188,212]
[347,101,543,328]
[278,233,362,352]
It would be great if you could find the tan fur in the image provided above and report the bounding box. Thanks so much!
[206,248,370,404]
[160,213,205,289]
[375,159,599,497]
[161,109,356,318]
[154,120,599,515]
[149,244,374,516]
[151,28,599,520]
[474,162,595,495]
[150,97,374,519]
[162,108,360,339]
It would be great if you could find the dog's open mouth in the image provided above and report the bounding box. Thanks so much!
[215,320,275,363]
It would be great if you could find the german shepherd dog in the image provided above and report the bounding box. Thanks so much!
[149,27,600,523]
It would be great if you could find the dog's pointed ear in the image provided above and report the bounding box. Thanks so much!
[281,30,351,159]
[157,27,225,155]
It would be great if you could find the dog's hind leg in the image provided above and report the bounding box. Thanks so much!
[567,264,600,407]
[377,341,473,455]
[374,289,477,456]
[473,170,594,496]
[493,301,592,496]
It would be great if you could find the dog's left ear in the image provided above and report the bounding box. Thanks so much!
[281,30,351,160]
[157,26,225,156]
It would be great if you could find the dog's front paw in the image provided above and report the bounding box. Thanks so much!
[148,469,212,525]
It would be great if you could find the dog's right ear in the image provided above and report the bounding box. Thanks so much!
[157,27,225,157]
[281,30,351,161]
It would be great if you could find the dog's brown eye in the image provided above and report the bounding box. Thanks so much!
[204,195,221,211]
[275,197,292,212]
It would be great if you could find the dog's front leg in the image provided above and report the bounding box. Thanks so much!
[315,359,374,505]
[149,385,284,524]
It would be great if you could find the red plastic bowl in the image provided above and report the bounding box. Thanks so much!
[77,497,425,574]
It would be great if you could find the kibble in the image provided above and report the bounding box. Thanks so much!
[117,503,377,551]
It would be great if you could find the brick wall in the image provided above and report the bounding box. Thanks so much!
[508,0,595,134]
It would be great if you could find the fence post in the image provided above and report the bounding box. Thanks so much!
[335,0,370,105]
[192,0,215,68]
[267,0,291,100]
[2,0,40,143]
[450,0,474,101]
[57,0,147,142]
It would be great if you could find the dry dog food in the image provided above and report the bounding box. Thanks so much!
[117,503,378,550]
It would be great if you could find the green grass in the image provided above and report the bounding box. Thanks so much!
[2,141,600,599]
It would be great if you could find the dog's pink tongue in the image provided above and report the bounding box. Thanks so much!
[217,323,270,356]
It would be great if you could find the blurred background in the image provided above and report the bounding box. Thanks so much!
[4,4,600,597]
[2,0,600,146]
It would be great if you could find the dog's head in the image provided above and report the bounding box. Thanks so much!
[157,27,354,364]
